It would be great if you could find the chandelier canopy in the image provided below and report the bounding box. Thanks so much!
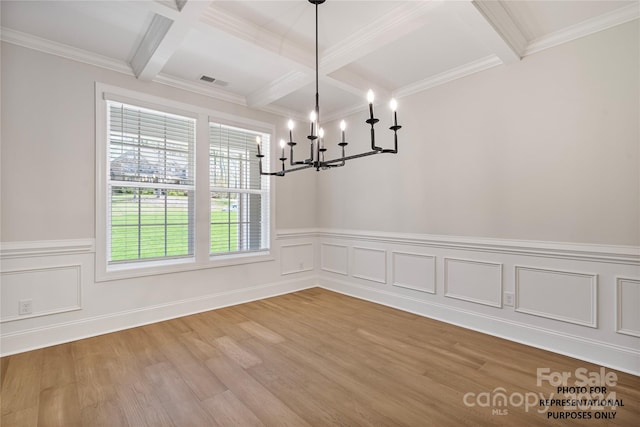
[256,0,401,176]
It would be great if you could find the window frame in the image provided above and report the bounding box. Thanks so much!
[208,120,270,257]
[95,83,275,282]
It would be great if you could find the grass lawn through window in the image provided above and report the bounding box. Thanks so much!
[110,194,238,261]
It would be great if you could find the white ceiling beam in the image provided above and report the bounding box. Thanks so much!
[450,0,522,64]
[130,0,213,81]
[246,71,314,110]
[199,6,315,73]
[245,1,443,109]
[319,1,443,74]
[472,0,528,59]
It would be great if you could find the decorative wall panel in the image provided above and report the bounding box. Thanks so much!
[616,277,640,337]
[444,258,502,307]
[516,266,597,328]
[392,251,436,294]
[281,243,314,275]
[320,243,348,275]
[352,247,386,284]
[1,265,82,322]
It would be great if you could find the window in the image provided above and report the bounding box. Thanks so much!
[96,84,274,280]
[209,123,269,255]
[107,102,195,263]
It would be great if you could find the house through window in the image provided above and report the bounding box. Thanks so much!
[96,84,273,280]
[107,101,195,263]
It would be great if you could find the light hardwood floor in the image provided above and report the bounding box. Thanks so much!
[1,288,638,426]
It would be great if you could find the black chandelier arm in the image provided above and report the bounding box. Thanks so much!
[366,117,383,151]
[258,0,402,177]
[259,163,314,176]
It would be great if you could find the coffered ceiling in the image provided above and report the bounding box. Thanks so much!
[1,1,637,121]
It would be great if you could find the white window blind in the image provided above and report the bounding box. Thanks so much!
[209,122,270,255]
[107,101,195,263]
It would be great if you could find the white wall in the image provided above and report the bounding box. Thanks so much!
[0,43,317,241]
[1,20,639,375]
[318,20,639,246]
[312,21,640,374]
[0,43,317,354]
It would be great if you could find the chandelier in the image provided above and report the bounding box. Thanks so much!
[256,0,401,176]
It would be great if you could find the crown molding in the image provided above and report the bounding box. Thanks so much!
[0,27,133,75]
[154,73,247,106]
[524,3,639,56]
[393,54,502,99]
[1,27,248,108]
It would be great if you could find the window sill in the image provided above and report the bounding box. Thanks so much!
[96,251,274,282]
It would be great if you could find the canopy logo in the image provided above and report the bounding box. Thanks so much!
[462,367,625,419]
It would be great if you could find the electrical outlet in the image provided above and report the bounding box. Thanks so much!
[504,292,514,307]
[18,299,33,315]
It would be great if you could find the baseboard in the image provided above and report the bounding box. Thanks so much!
[0,277,318,357]
[319,277,640,376]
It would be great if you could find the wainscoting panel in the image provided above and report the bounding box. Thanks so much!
[444,258,503,307]
[392,251,436,294]
[320,243,348,275]
[280,243,314,275]
[616,277,640,337]
[515,266,597,328]
[1,265,82,322]
[352,247,387,284]
[314,228,640,375]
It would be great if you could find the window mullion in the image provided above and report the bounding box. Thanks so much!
[194,113,211,265]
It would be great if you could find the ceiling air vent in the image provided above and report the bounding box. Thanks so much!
[200,75,228,87]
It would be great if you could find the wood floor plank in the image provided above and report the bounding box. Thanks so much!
[238,320,285,344]
[202,390,265,427]
[205,356,312,427]
[158,397,219,427]
[37,383,82,427]
[143,323,227,399]
[214,336,262,369]
[40,345,77,391]
[80,399,129,427]
[1,288,638,427]
[143,362,198,404]
[243,337,396,426]
[2,406,38,427]
[114,381,174,427]
[72,353,119,409]
[1,349,44,417]
[178,330,223,362]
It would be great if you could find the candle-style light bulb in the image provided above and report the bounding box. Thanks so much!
[256,135,262,155]
[280,139,285,158]
[318,128,324,139]
[390,98,398,127]
[367,90,375,119]
[287,119,294,142]
[339,120,346,143]
[309,111,317,136]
